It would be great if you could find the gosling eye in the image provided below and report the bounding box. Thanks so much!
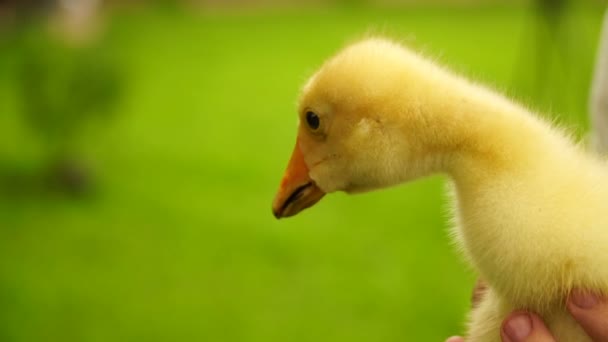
[306,111,320,130]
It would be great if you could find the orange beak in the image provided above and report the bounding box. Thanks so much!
[272,142,325,219]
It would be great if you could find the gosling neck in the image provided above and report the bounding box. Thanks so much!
[413,78,567,187]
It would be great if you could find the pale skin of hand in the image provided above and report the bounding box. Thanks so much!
[446,282,608,342]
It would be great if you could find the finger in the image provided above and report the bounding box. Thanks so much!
[445,336,464,342]
[501,311,556,342]
[567,290,608,341]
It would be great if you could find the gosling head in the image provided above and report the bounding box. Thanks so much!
[272,38,444,218]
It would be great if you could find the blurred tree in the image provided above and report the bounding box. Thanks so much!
[532,0,569,98]
[513,0,595,123]
[17,36,122,194]
[0,0,123,196]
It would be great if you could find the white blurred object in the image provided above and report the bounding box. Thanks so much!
[591,9,608,153]
[59,0,100,19]
[54,0,103,43]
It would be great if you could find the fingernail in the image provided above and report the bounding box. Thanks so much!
[503,313,532,341]
[445,337,464,342]
[570,290,599,309]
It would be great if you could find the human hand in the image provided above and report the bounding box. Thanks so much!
[445,289,608,342]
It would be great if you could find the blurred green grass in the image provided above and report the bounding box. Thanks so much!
[0,4,604,341]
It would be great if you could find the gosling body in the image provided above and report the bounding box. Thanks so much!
[272,38,608,341]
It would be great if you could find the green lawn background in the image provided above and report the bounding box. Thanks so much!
[0,4,604,341]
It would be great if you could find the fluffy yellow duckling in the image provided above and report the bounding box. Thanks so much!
[271,38,608,341]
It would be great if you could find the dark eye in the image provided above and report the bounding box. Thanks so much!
[306,111,320,130]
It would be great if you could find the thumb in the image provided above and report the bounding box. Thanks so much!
[501,312,555,342]
[567,290,608,342]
